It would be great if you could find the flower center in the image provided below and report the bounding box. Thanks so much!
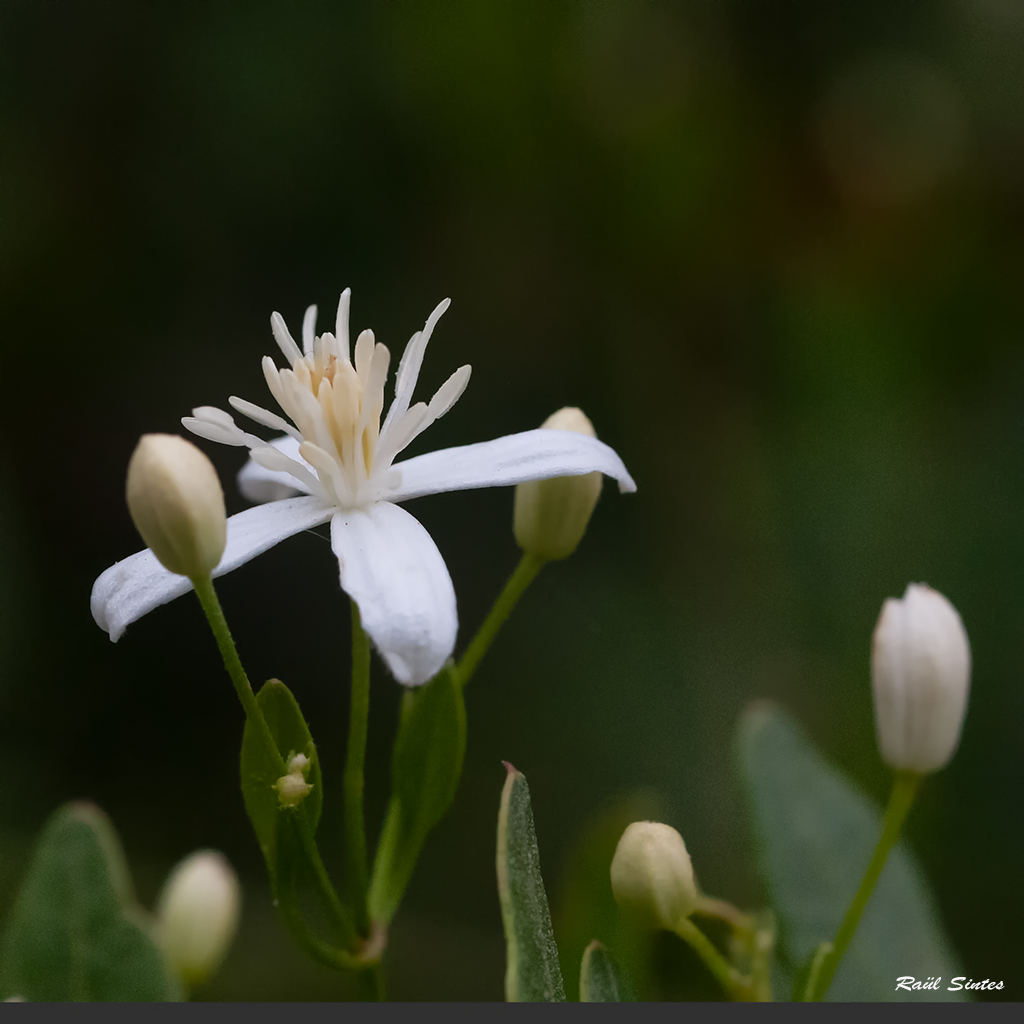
[263,325,391,508]
[182,291,470,513]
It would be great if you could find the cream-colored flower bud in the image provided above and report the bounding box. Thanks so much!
[274,753,313,808]
[126,434,227,578]
[157,850,241,989]
[513,407,603,560]
[872,583,971,774]
[610,821,699,931]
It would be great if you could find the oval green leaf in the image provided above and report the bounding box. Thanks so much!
[368,665,466,924]
[239,678,322,883]
[736,702,966,1002]
[0,803,179,1002]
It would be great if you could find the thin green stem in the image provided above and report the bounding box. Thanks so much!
[800,942,833,1002]
[454,552,546,687]
[191,574,284,775]
[192,574,354,948]
[807,771,922,1001]
[674,917,750,1001]
[345,600,372,938]
[749,915,775,1002]
[356,961,387,1001]
[694,896,755,934]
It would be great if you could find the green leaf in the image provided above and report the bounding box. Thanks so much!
[0,803,178,1002]
[239,679,322,886]
[497,764,566,1002]
[736,702,966,1002]
[579,940,636,1002]
[368,665,466,924]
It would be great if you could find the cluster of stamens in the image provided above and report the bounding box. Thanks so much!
[183,289,469,510]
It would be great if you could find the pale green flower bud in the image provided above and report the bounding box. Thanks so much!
[273,751,313,808]
[513,407,603,560]
[157,850,241,989]
[610,821,699,931]
[872,583,971,774]
[126,434,227,579]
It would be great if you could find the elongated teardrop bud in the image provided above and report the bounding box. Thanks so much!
[157,850,241,989]
[872,583,970,774]
[126,434,227,579]
[514,407,603,560]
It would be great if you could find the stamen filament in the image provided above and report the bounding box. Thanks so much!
[302,304,317,356]
[229,396,303,442]
[271,311,304,367]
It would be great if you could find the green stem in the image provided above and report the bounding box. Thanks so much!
[454,552,546,687]
[357,962,387,1001]
[192,574,354,947]
[749,916,775,1002]
[807,771,922,1001]
[800,942,833,1003]
[345,600,372,938]
[674,917,750,1001]
[191,574,284,775]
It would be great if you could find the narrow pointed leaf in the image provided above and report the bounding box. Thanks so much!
[240,679,322,884]
[369,665,466,924]
[736,702,965,1002]
[497,764,566,1002]
[0,803,178,1002]
[579,940,636,1002]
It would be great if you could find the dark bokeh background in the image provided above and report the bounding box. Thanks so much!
[1,0,1022,1001]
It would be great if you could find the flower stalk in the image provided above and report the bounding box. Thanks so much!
[455,552,546,688]
[673,917,752,1001]
[345,601,373,939]
[804,770,921,1001]
[191,573,355,951]
[191,574,283,774]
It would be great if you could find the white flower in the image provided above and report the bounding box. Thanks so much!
[91,290,636,685]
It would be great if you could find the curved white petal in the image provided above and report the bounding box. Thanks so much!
[386,428,637,503]
[237,434,317,502]
[302,304,317,356]
[330,503,457,687]
[92,495,334,641]
[379,298,451,439]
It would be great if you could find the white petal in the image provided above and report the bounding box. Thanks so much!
[330,503,457,687]
[271,311,304,367]
[252,447,326,500]
[302,304,318,356]
[237,434,316,502]
[227,396,303,442]
[336,288,351,364]
[372,402,430,471]
[354,329,375,382]
[386,428,637,502]
[379,298,451,438]
[426,364,471,422]
[92,496,334,641]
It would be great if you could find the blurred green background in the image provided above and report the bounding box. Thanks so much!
[1,0,1022,1001]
